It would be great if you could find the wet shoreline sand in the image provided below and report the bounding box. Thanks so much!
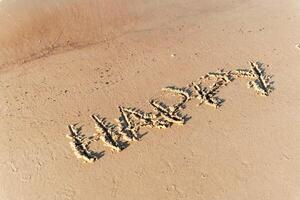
[0,0,299,199]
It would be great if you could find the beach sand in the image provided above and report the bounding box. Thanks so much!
[0,0,300,199]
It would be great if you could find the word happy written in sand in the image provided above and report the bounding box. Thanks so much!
[66,61,274,163]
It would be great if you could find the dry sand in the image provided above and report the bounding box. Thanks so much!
[0,0,300,199]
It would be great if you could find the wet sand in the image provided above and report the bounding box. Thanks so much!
[0,0,300,199]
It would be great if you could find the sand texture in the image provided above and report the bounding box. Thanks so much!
[0,0,300,199]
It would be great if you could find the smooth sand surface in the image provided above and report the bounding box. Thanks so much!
[0,0,300,199]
